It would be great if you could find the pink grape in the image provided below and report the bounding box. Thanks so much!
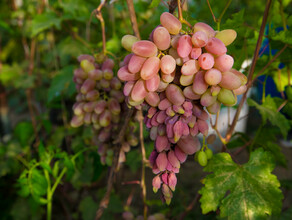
[210,85,221,96]
[191,31,208,47]
[192,71,208,95]
[140,56,160,80]
[161,55,176,74]
[168,150,180,168]
[158,98,172,110]
[205,38,227,56]
[157,80,169,92]
[174,146,187,163]
[94,100,107,114]
[169,48,183,66]
[156,135,169,152]
[145,92,160,107]
[180,74,195,86]
[197,119,209,136]
[198,53,214,70]
[204,68,222,85]
[146,74,160,92]
[214,54,234,72]
[190,47,202,59]
[230,69,247,85]
[233,84,247,95]
[130,79,148,102]
[117,66,140,81]
[153,26,171,50]
[166,84,185,106]
[131,40,158,57]
[124,82,136,98]
[183,86,201,100]
[193,22,216,38]
[168,172,177,191]
[81,79,95,94]
[86,90,100,101]
[83,101,97,112]
[177,35,192,58]
[219,71,242,90]
[73,102,85,115]
[160,12,182,35]
[206,100,221,114]
[70,115,84,128]
[177,135,200,155]
[88,69,103,81]
[200,89,217,107]
[101,59,114,71]
[161,72,175,84]
[152,175,162,193]
[108,98,121,115]
[128,55,146,74]
[99,110,111,127]
[74,68,87,79]
[156,152,168,171]
[181,59,199,76]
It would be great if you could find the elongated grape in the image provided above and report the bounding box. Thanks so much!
[117,66,140,81]
[153,26,171,50]
[204,68,222,85]
[161,55,176,74]
[99,110,111,127]
[121,35,139,52]
[192,31,208,47]
[166,84,185,106]
[198,53,214,70]
[181,59,199,76]
[205,38,227,56]
[183,86,201,100]
[168,150,180,168]
[128,55,146,74]
[132,40,158,57]
[123,81,135,96]
[140,56,160,80]
[214,54,234,72]
[218,88,237,106]
[156,152,168,171]
[160,12,182,35]
[233,84,247,95]
[190,47,202,59]
[88,69,103,81]
[108,98,121,115]
[156,135,169,152]
[131,79,148,102]
[86,90,100,101]
[94,100,107,114]
[74,68,88,79]
[215,29,237,46]
[146,74,160,92]
[177,135,200,155]
[200,89,217,107]
[81,79,95,94]
[193,22,215,38]
[180,74,195,86]
[158,98,172,110]
[71,115,84,128]
[197,119,208,136]
[230,69,247,85]
[161,71,175,83]
[192,71,208,95]
[177,35,192,58]
[121,53,134,67]
[219,71,242,90]
[73,102,85,115]
[145,92,160,107]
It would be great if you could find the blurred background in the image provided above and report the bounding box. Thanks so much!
[0,0,291,219]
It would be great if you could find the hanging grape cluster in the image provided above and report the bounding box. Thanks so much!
[118,12,247,204]
[70,55,138,166]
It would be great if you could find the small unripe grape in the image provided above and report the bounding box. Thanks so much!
[121,35,139,52]
[218,88,237,106]
[215,29,237,46]
[197,151,208,166]
[205,148,213,159]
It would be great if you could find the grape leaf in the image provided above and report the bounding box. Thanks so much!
[149,0,161,8]
[247,96,291,139]
[199,148,283,219]
[31,12,62,37]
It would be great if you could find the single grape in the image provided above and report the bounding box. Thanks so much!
[197,151,208,166]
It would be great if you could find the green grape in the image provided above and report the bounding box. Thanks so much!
[205,148,213,159]
[198,151,208,166]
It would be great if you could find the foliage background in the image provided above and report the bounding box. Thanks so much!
[0,0,292,219]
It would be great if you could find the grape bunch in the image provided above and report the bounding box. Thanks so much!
[70,55,138,166]
[118,12,247,204]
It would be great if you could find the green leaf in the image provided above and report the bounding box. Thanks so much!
[30,169,48,197]
[31,12,62,37]
[14,121,34,146]
[149,0,161,8]
[64,156,75,180]
[52,161,60,178]
[247,96,291,139]
[40,162,52,174]
[199,148,283,219]
[47,65,75,102]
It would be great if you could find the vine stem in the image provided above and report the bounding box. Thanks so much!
[225,0,272,144]
[95,0,107,56]
[125,1,148,218]
[206,0,232,30]
[177,0,192,29]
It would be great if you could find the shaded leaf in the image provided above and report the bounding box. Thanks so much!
[31,12,62,37]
